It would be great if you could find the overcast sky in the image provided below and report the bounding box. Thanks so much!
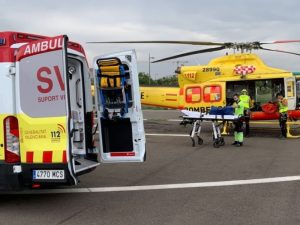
[1,0,300,78]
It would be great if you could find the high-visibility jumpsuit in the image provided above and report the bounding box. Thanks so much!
[240,94,250,136]
[234,101,245,144]
[279,99,288,138]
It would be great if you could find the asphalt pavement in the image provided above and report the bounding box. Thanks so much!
[1,110,300,225]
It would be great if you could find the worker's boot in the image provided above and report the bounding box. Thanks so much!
[235,142,243,147]
[232,141,238,145]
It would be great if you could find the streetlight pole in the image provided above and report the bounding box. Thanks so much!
[148,53,155,85]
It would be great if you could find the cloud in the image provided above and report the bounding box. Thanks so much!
[1,0,300,76]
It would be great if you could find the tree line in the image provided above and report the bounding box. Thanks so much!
[138,72,178,87]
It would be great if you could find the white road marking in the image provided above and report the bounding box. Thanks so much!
[17,175,300,195]
[146,133,189,137]
[95,132,188,136]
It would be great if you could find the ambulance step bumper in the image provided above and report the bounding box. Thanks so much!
[0,162,23,191]
[21,163,76,188]
[0,163,76,191]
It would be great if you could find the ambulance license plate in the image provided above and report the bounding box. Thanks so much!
[32,170,65,180]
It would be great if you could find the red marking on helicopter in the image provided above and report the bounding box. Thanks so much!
[234,65,256,75]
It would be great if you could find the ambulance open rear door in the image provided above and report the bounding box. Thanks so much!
[15,35,98,185]
[94,50,146,163]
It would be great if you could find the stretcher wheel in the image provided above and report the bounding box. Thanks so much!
[213,141,220,148]
[197,137,203,145]
[219,137,225,146]
[191,138,196,147]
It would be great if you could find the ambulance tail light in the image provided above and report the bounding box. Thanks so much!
[4,116,20,163]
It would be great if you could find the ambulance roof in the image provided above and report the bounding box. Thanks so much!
[0,31,86,62]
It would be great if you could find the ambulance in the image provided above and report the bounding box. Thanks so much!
[0,31,145,190]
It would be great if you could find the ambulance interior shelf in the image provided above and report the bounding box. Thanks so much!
[181,109,240,148]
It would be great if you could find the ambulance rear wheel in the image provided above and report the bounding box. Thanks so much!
[198,137,203,145]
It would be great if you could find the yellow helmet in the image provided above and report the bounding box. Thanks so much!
[241,89,248,94]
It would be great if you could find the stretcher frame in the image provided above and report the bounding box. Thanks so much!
[181,114,240,148]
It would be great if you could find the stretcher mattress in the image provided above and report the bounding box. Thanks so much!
[181,110,239,121]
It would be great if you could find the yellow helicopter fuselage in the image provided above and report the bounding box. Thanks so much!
[140,53,300,119]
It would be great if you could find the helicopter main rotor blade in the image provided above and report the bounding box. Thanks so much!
[152,46,226,63]
[259,46,300,56]
[87,40,225,46]
[260,40,300,45]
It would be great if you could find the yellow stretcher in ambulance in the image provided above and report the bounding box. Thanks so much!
[0,32,145,190]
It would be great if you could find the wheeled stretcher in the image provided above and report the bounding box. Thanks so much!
[181,110,240,148]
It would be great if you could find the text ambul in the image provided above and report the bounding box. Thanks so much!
[24,37,63,56]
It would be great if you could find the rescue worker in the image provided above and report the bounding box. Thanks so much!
[276,93,288,138]
[240,89,251,137]
[232,93,245,147]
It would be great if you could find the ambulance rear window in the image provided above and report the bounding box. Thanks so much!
[19,51,67,117]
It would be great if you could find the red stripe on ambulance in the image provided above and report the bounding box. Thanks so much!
[62,150,67,163]
[110,152,135,157]
[43,151,53,163]
[26,151,34,163]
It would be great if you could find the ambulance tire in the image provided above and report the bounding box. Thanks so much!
[197,137,203,145]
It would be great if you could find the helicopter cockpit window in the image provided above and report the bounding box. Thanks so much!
[255,79,283,105]
[255,80,273,104]
[186,86,201,103]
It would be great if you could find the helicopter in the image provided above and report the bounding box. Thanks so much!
[88,40,300,121]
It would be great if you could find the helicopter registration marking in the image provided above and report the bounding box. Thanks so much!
[183,72,196,80]
[202,67,220,72]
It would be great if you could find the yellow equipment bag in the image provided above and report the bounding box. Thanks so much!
[97,59,122,88]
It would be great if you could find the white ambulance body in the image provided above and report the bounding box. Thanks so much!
[0,32,145,190]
